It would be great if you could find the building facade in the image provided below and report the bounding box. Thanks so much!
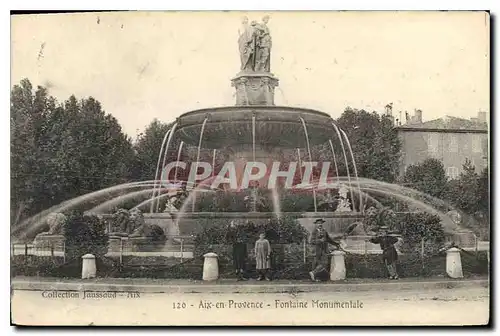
[395,111,488,179]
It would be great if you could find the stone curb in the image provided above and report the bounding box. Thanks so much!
[12,279,489,294]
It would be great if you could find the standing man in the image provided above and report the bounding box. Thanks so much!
[309,218,341,281]
[369,226,400,280]
[225,220,248,281]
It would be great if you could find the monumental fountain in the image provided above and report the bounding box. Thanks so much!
[12,16,477,258]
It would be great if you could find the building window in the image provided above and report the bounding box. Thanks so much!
[481,138,489,157]
[446,167,459,180]
[427,133,439,156]
[448,134,458,153]
[472,134,482,153]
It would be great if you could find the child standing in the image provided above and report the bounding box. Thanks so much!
[255,231,271,281]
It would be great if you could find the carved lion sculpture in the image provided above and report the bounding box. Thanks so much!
[110,208,134,235]
[41,212,67,235]
[129,208,166,249]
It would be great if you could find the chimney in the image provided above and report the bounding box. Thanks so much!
[414,109,422,123]
[477,111,487,123]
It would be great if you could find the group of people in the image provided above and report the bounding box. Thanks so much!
[225,221,272,281]
[225,218,400,281]
[308,219,400,281]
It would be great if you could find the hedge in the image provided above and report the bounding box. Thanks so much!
[11,249,489,280]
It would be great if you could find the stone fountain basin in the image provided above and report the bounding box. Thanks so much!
[175,105,335,149]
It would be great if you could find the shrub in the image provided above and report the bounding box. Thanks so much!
[193,214,307,247]
[398,212,445,255]
[64,210,108,265]
[363,206,397,232]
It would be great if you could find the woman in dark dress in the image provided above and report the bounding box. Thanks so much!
[369,226,400,280]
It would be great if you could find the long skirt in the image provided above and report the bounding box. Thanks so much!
[256,252,271,270]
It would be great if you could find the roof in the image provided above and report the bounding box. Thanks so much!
[397,115,488,132]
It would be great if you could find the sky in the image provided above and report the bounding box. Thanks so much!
[11,11,490,137]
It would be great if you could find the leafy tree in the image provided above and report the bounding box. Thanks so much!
[398,212,445,255]
[131,119,173,182]
[477,166,489,216]
[11,79,39,223]
[444,159,482,215]
[403,158,448,199]
[11,79,135,223]
[363,206,397,232]
[334,108,402,183]
[63,211,107,264]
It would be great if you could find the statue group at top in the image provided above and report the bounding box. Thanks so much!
[238,15,272,73]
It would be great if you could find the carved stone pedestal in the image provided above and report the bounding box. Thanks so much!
[446,247,463,279]
[231,72,279,106]
[202,252,219,281]
[330,250,347,281]
[81,254,96,279]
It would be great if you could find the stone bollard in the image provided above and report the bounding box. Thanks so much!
[81,254,97,279]
[330,250,346,281]
[202,252,219,281]
[446,247,463,278]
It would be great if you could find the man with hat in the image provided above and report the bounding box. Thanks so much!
[369,225,400,279]
[309,218,341,281]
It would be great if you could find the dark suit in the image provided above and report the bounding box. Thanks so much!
[310,227,340,277]
[370,235,399,278]
[225,225,248,275]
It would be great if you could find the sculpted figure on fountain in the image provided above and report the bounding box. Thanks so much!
[335,184,352,212]
[36,212,67,237]
[238,15,272,73]
[109,208,135,236]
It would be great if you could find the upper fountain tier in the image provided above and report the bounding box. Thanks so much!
[176,105,335,149]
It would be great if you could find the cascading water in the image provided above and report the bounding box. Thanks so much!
[271,187,282,220]
[173,141,184,183]
[331,121,356,210]
[191,117,208,213]
[327,139,340,182]
[339,128,363,212]
[299,116,317,212]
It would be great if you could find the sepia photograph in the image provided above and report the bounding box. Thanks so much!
[10,10,490,326]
